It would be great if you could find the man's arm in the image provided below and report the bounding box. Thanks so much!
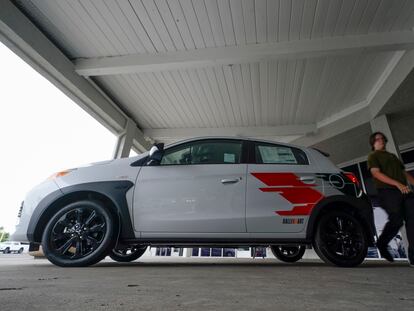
[370,168,411,194]
[405,171,414,186]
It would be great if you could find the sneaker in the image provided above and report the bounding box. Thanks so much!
[377,244,394,262]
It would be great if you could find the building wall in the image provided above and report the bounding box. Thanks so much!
[311,108,414,166]
[390,110,414,147]
[312,123,372,165]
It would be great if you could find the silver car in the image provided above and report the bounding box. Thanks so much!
[13,137,375,267]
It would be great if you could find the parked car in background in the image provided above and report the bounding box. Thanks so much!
[12,137,376,267]
[0,241,29,254]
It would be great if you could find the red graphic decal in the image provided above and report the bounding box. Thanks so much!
[252,172,324,216]
[276,204,315,216]
[251,172,315,187]
[259,187,323,204]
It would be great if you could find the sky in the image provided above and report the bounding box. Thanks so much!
[0,42,117,233]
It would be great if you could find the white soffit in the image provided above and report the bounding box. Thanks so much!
[7,0,414,144]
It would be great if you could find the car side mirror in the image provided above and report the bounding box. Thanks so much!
[147,143,164,166]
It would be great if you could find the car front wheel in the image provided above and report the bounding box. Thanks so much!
[271,245,306,263]
[109,246,147,262]
[313,211,368,267]
[42,200,116,267]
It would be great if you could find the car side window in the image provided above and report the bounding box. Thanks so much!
[255,143,308,165]
[160,144,192,165]
[160,140,242,165]
[191,141,242,164]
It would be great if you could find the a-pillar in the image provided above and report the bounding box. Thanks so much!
[370,114,409,260]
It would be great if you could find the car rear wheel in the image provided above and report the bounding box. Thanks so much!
[3,247,10,254]
[313,211,368,267]
[271,245,306,263]
[42,200,116,267]
[109,246,147,262]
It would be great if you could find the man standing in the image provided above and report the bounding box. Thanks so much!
[367,131,414,266]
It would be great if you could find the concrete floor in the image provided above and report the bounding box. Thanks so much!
[0,254,413,311]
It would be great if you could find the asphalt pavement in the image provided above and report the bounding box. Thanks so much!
[0,253,413,311]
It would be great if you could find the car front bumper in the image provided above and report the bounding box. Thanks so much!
[12,179,61,242]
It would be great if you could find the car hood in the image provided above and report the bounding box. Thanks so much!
[53,153,148,189]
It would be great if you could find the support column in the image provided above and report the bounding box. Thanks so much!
[370,114,409,260]
[182,248,192,257]
[113,118,136,159]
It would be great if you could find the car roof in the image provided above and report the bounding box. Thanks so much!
[165,136,306,151]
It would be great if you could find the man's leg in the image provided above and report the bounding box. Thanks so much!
[377,189,404,261]
[403,193,414,265]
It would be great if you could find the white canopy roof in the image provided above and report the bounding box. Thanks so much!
[1,0,414,152]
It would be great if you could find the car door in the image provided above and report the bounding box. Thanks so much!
[246,142,324,235]
[133,139,247,237]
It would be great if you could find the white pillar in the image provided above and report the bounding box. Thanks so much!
[370,114,409,260]
[113,118,136,159]
[182,248,192,257]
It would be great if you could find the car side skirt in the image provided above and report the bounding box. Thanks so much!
[120,238,311,247]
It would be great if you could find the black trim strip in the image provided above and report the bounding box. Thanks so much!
[121,238,311,247]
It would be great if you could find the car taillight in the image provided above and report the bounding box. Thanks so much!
[344,172,360,188]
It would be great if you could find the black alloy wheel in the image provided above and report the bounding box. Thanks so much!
[313,211,368,267]
[42,200,116,267]
[110,246,147,262]
[271,245,306,263]
[3,247,10,254]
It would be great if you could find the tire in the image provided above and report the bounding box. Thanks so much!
[109,246,147,262]
[3,248,10,254]
[313,211,368,267]
[42,200,117,267]
[18,248,24,254]
[271,245,306,263]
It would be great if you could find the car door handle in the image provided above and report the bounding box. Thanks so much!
[299,176,315,183]
[221,178,241,184]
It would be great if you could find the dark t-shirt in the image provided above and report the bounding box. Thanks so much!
[367,150,407,189]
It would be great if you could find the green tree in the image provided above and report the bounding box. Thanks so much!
[0,227,9,242]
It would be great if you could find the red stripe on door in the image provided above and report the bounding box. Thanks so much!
[275,204,316,216]
[259,187,323,204]
[252,172,324,216]
[251,172,315,187]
